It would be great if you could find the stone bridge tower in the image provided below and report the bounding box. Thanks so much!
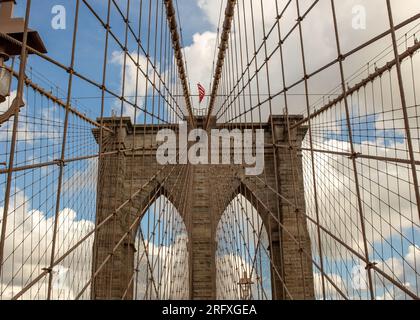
[91,115,314,300]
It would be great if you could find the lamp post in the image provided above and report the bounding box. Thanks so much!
[0,0,46,118]
[0,49,11,103]
[238,271,254,300]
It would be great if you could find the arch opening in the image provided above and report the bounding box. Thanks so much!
[216,194,272,300]
[134,195,189,300]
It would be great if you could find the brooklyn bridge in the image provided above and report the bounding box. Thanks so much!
[0,0,419,300]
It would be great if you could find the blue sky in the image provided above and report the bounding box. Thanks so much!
[9,0,217,124]
[326,113,405,147]
[1,0,419,300]
[1,0,217,232]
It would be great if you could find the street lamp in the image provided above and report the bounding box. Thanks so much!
[238,271,254,300]
[0,50,11,103]
[0,55,12,103]
[0,0,47,113]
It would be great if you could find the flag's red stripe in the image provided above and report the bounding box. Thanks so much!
[198,84,205,103]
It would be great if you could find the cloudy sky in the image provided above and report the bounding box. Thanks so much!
[1,0,420,300]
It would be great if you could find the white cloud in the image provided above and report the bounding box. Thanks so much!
[196,0,225,29]
[110,51,160,122]
[0,191,190,300]
[0,190,94,300]
[0,91,62,145]
[184,0,420,121]
[216,194,271,300]
[62,158,98,194]
[313,272,346,300]
[134,233,189,300]
[374,245,420,299]
[183,32,218,107]
[134,197,189,300]
[304,138,420,299]
[312,245,420,300]
[304,138,420,258]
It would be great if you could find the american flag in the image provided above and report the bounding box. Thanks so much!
[197,83,205,104]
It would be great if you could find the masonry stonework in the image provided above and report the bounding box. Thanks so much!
[91,115,314,300]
